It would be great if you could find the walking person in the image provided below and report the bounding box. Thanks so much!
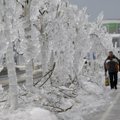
[104,51,119,89]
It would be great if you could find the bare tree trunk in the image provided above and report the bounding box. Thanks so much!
[3,0,18,109]
[6,41,18,109]
[23,0,33,91]
[41,39,49,75]
[25,59,33,90]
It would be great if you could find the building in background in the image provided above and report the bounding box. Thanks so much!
[102,19,120,48]
[103,19,120,34]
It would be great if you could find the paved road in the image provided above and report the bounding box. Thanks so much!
[0,69,42,86]
[84,86,120,120]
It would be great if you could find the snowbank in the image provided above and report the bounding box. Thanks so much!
[0,108,58,120]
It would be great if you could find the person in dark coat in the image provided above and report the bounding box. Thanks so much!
[104,51,119,89]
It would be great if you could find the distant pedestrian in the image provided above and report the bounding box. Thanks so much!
[104,51,119,89]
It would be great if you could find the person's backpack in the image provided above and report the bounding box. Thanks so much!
[105,58,119,72]
[114,57,120,71]
[118,59,120,71]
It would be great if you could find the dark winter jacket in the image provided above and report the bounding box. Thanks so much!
[104,55,119,73]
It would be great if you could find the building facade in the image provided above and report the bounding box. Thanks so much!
[102,19,120,48]
[103,19,120,34]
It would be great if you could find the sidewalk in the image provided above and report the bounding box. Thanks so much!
[102,91,120,120]
[84,86,120,120]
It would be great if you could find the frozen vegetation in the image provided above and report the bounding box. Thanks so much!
[0,0,114,120]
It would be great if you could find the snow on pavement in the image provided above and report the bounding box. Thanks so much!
[84,86,120,120]
[101,91,120,120]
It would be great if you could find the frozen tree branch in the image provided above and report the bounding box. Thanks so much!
[34,62,56,86]
[44,104,73,113]
[39,10,48,16]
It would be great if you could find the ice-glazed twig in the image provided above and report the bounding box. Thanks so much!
[34,62,56,86]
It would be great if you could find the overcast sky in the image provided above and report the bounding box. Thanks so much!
[69,0,120,21]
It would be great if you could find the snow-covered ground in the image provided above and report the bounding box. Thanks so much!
[0,0,115,120]
[0,66,113,120]
[0,107,58,120]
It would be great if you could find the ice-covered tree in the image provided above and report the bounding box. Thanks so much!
[0,0,113,113]
[31,0,92,87]
[1,0,18,109]
[16,0,40,91]
[73,8,90,76]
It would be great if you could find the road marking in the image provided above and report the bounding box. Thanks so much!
[100,92,120,120]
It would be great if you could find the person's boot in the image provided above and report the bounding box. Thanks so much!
[115,86,117,90]
[111,86,114,89]
[111,84,114,89]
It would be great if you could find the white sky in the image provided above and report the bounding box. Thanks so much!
[69,0,120,21]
